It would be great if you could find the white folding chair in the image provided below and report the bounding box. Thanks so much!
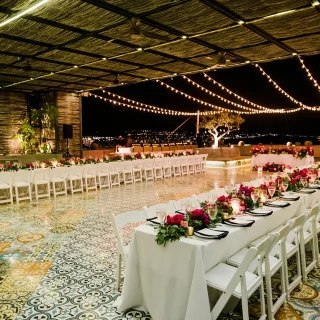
[162,158,172,178]
[13,170,32,203]
[32,168,51,201]
[171,157,181,177]
[132,160,143,183]
[200,154,208,172]
[283,214,305,299]
[187,156,195,174]
[206,235,274,320]
[109,162,122,187]
[153,158,164,180]
[122,161,134,185]
[111,210,147,290]
[83,164,97,191]
[143,159,154,181]
[50,167,67,197]
[300,205,319,281]
[194,155,202,173]
[66,166,83,194]
[0,171,14,204]
[180,157,189,175]
[248,224,292,320]
[96,163,111,189]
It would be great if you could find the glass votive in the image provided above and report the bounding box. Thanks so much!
[187,226,194,236]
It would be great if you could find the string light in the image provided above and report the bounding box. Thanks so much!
[254,64,320,111]
[156,79,263,114]
[203,73,301,113]
[298,57,320,92]
[88,93,202,116]
[101,90,197,115]
[183,75,274,113]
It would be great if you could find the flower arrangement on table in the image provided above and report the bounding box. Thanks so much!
[155,208,212,246]
[253,162,290,172]
[250,145,314,159]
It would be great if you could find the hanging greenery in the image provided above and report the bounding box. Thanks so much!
[31,105,58,142]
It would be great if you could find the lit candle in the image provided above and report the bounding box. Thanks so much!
[260,190,267,203]
[41,163,45,168]
[231,198,241,215]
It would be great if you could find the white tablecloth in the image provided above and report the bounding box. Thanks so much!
[251,154,314,168]
[116,191,319,320]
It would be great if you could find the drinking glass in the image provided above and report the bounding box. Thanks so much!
[281,181,289,192]
[300,177,308,188]
[156,206,167,225]
[268,183,276,198]
[181,200,190,213]
[251,190,259,205]
[208,204,218,220]
[309,174,317,184]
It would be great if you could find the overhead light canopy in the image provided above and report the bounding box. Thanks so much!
[0,0,51,28]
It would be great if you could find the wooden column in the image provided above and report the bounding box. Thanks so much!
[0,91,27,154]
[56,91,81,157]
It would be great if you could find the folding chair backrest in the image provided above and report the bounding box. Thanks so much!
[111,210,147,253]
[0,171,14,184]
[269,223,292,257]
[14,169,31,183]
[304,205,319,232]
[97,162,110,174]
[68,165,83,177]
[172,197,194,211]
[286,214,306,244]
[51,167,66,179]
[33,168,51,182]
[84,163,97,175]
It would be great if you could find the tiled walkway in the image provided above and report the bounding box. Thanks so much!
[0,167,319,320]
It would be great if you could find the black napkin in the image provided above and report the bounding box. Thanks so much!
[222,218,255,227]
[264,201,290,208]
[194,229,229,240]
[146,217,161,225]
[246,209,273,216]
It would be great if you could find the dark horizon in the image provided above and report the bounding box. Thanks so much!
[82,54,320,137]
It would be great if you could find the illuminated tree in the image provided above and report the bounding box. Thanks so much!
[200,112,245,148]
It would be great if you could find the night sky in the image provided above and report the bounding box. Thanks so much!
[82,54,320,137]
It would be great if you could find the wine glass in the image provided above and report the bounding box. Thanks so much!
[300,177,308,188]
[208,204,218,220]
[156,206,167,225]
[281,181,289,192]
[251,190,259,206]
[268,183,276,199]
[181,200,190,214]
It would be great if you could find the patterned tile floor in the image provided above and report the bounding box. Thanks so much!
[0,167,319,320]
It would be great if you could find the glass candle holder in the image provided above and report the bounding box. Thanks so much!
[231,198,241,215]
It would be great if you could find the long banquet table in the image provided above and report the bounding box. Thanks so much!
[117,190,319,320]
[251,154,314,168]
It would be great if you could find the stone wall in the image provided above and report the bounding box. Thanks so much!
[0,91,27,154]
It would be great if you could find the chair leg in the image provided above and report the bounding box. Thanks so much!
[116,252,122,290]
[9,187,13,204]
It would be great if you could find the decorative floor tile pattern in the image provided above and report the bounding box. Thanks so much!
[0,167,318,319]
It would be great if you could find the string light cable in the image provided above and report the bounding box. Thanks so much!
[182,75,284,113]
[298,56,320,92]
[101,89,195,115]
[255,64,319,111]
[202,73,300,114]
[88,92,199,116]
[155,79,258,115]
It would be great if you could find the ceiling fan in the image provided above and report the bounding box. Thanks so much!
[128,18,170,42]
[208,52,245,69]
[22,59,33,72]
[112,73,138,86]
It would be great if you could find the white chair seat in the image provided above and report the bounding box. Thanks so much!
[227,248,282,276]
[51,177,64,182]
[0,183,10,189]
[33,179,48,185]
[205,262,261,299]
[69,174,82,180]
[285,241,298,257]
[14,181,29,187]
[303,230,313,243]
